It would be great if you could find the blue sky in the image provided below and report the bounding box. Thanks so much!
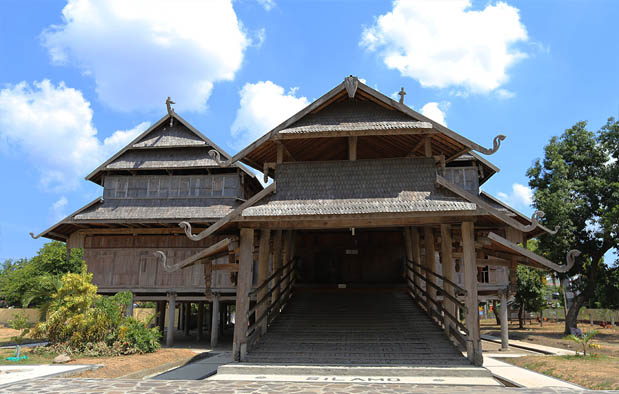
[0,0,617,263]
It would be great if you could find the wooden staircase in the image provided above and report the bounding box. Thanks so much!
[245,289,471,366]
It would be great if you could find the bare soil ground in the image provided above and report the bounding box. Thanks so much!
[68,348,198,378]
[507,355,619,390]
[0,346,198,378]
[480,319,619,357]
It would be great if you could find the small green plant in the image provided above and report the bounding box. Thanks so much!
[563,330,599,356]
[8,312,33,360]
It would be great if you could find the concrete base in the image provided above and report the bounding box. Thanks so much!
[0,364,100,388]
[212,363,501,386]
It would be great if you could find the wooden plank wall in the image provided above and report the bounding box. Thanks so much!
[83,234,234,292]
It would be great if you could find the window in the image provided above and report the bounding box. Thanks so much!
[104,175,240,199]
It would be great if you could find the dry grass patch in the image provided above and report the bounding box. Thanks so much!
[480,320,619,357]
[507,354,619,390]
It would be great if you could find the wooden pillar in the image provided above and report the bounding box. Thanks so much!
[178,303,183,331]
[410,228,422,298]
[257,230,271,335]
[210,295,220,348]
[166,293,176,347]
[424,227,436,309]
[126,292,134,318]
[440,224,455,335]
[462,221,482,366]
[348,136,358,161]
[424,136,432,157]
[233,228,254,361]
[158,301,166,335]
[403,228,413,296]
[184,302,191,336]
[197,301,204,342]
[271,230,283,305]
[500,290,509,350]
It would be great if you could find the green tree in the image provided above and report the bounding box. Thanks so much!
[527,118,618,334]
[514,265,547,329]
[0,242,84,307]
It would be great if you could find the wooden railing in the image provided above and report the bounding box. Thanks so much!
[406,258,469,347]
[245,258,296,349]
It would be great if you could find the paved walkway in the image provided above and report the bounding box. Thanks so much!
[153,352,232,380]
[0,365,98,388]
[481,334,576,356]
[0,378,612,393]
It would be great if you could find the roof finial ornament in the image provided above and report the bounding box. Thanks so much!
[476,134,506,155]
[522,210,560,234]
[166,96,175,127]
[398,87,406,104]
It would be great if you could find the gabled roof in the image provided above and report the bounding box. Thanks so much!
[242,158,476,217]
[86,111,256,185]
[223,76,504,171]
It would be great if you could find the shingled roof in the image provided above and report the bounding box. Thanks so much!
[279,100,428,136]
[86,112,255,185]
[242,158,476,217]
[73,197,238,222]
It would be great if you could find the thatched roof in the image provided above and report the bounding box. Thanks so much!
[242,158,476,217]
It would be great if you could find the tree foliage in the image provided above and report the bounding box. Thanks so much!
[527,117,618,333]
[0,241,84,307]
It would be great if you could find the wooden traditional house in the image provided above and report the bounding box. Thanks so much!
[33,76,577,374]
[32,110,261,342]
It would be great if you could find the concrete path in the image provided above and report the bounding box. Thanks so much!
[482,334,576,355]
[0,378,611,393]
[0,364,98,388]
[152,352,232,380]
[483,356,584,389]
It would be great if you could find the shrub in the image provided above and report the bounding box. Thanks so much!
[31,271,160,356]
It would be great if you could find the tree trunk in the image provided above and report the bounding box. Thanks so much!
[518,303,524,329]
[560,276,569,319]
[493,300,501,325]
[564,252,605,335]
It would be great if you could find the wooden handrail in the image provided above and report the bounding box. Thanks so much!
[249,258,294,297]
[407,259,467,296]
[247,261,295,318]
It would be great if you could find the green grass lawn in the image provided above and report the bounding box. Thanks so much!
[0,347,56,365]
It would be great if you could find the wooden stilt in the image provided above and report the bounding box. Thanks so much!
[462,221,482,366]
[184,302,191,336]
[126,292,134,318]
[440,224,455,335]
[500,290,509,350]
[424,227,436,310]
[271,230,283,305]
[233,228,254,361]
[257,229,271,335]
[197,301,204,342]
[210,295,220,348]
[410,228,422,298]
[403,228,414,297]
[166,293,176,347]
[158,301,165,335]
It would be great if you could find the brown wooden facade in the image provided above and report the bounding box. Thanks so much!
[34,76,576,366]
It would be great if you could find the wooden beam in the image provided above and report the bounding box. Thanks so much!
[276,142,284,164]
[270,230,283,305]
[410,228,422,296]
[256,229,271,335]
[423,227,436,310]
[211,263,240,272]
[233,228,254,361]
[424,136,433,157]
[440,224,455,337]
[348,136,358,161]
[462,221,482,366]
[155,238,232,272]
[211,294,220,348]
[166,293,176,347]
[181,182,276,241]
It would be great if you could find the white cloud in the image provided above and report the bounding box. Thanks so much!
[496,88,515,99]
[0,80,149,191]
[497,183,533,208]
[420,102,450,126]
[360,0,528,94]
[51,196,68,221]
[257,0,275,11]
[42,0,250,112]
[231,81,309,148]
